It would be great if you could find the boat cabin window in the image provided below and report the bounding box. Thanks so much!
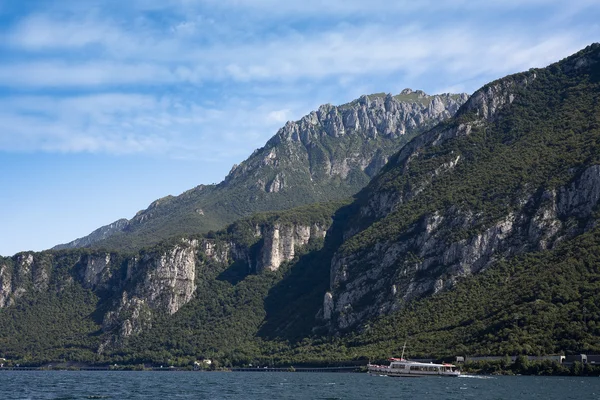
[391,363,406,369]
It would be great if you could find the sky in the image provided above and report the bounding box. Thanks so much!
[0,0,599,257]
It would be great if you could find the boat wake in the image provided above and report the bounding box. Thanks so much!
[458,374,494,379]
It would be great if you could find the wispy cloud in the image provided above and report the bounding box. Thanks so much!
[0,92,307,159]
[0,0,598,158]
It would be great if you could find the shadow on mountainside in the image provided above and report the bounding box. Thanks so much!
[257,203,356,341]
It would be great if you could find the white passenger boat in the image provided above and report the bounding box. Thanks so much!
[368,358,460,377]
[368,342,460,377]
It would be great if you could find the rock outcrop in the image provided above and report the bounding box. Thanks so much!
[228,91,468,185]
[202,220,329,272]
[81,253,113,289]
[99,240,199,349]
[258,223,327,272]
[0,253,51,308]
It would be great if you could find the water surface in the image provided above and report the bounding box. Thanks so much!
[1,371,599,399]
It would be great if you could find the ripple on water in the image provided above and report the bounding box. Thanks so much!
[1,372,599,400]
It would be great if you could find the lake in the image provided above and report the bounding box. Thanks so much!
[1,371,599,399]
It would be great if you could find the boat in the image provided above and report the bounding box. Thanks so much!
[367,358,460,377]
[367,342,460,377]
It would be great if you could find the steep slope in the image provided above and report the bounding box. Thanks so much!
[345,225,600,358]
[54,91,467,253]
[0,202,340,362]
[316,43,600,333]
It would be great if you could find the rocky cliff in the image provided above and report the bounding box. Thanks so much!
[1,205,335,351]
[53,90,468,253]
[0,253,51,308]
[320,43,600,332]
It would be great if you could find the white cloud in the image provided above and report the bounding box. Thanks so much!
[0,61,177,87]
[0,0,597,159]
[8,14,117,49]
[266,109,291,124]
[1,21,593,89]
[0,92,309,159]
[162,0,575,16]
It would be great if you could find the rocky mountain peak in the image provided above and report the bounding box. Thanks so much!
[54,89,468,252]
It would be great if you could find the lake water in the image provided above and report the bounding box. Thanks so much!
[1,371,599,399]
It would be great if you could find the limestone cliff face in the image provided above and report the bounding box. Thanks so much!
[141,240,198,315]
[201,221,329,272]
[0,253,51,308]
[100,240,198,348]
[258,223,327,272]
[80,253,113,289]
[0,262,13,308]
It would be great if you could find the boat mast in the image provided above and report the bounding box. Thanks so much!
[400,340,407,360]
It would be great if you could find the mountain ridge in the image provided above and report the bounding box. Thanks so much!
[53,90,468,253]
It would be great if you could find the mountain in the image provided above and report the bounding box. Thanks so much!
[2,44,600,368]
[315,43,600,335]
[53,90,468,252]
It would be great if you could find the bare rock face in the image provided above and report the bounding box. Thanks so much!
[99,291,152,352]
[271,92,468,149]
[259,224,327,271]
[461,74,536,120]
[0,262,12,308]
[227,91,470,188]
[322,292,334,320]
[0,253,52,308]
[81,253,113,289]
[143,240,198,315]
[201,239,231,265]
[99,240,199,349]
[202,221,330,273]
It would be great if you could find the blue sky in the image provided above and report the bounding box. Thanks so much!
[1,0,599,256]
